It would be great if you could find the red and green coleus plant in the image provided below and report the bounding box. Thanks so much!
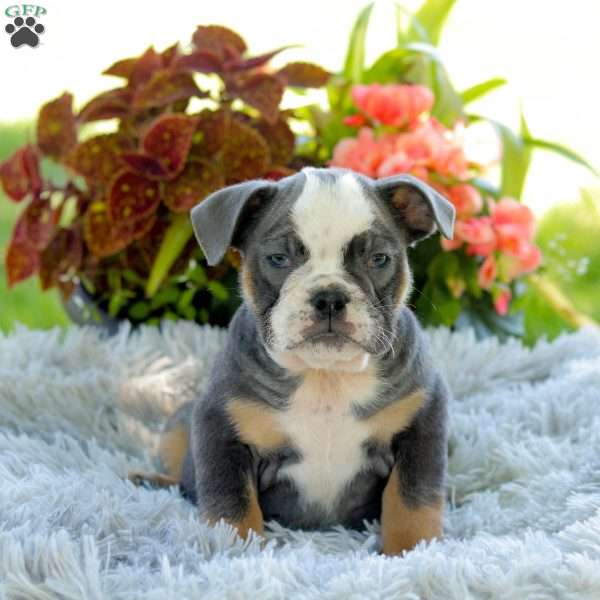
[297,1,597,339]
[0,25,329,326]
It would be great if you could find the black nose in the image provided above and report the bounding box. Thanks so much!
[311,289,349,320]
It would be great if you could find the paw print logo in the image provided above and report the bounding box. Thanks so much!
[5,16,45,48]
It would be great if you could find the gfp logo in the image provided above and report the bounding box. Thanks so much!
[4,4,46,47]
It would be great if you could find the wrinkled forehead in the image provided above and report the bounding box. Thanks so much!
[252,168,384,255]
[291,169,374,260]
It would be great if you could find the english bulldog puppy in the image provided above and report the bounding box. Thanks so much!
[133,167,455,555]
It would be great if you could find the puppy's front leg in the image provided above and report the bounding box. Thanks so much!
[381,387,447,556]
[192,402,263,540]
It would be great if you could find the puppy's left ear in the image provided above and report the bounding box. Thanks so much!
[373,174,455,245]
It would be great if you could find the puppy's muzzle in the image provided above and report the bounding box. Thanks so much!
[310,288,349,322]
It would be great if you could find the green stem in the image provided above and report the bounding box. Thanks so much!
[528,274,599,330]
[145,214,193,298]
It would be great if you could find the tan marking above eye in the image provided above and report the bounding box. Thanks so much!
[227,398,287,450]
[363,388,425,444]
[380,465,443,555]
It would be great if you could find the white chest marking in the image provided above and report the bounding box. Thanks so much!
[276,366,379,511]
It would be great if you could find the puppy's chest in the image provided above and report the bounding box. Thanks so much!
[275,368,380,509]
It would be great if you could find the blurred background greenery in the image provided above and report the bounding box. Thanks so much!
[1,121,598,340]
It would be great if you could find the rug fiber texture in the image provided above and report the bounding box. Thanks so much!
[1,322,600,599]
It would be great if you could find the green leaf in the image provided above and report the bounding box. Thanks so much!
[145,213,194,298]
[129,301,151,320]
[430,60,464,127]
[427,252,459,283]
[207,280,229,302]
[363,48,413,84]
[150,287,180,310]
[122,269,146,286]
[187,264,208,287]
[108,293,125,318]
[343,3,374,83]
[523,137,599,176]
[395,42,464,127]
[406,0,457,46]
[177,287,196,312]
[415,279,461,327]
[487,112,532,200]
[180,305,196,320]
[395,3,430,45]
[460,78,507,104]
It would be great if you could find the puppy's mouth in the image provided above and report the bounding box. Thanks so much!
[287,322,368,352]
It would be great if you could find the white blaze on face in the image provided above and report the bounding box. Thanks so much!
[269,169,377,369]
[292,170,375,274]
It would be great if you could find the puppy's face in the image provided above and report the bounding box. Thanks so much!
[191,168,455,372]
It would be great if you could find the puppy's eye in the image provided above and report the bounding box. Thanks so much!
[368,253,390,269]
[297,242,307,257]
[267,254,291,268]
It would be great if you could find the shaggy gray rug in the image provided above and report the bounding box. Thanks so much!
[2,322,600,599]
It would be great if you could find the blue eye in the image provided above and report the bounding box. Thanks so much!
[267,254,291,268]
[368,253,390,269]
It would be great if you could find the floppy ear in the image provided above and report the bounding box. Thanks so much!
[373,174,455,245]
[190,179,277,266]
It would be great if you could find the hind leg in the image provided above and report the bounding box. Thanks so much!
[128,471,180,488]
[128,402,193,488]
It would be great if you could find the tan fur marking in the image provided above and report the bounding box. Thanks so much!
[381,466,443,555]
[205,479,264,540]
[241,266,257,311]
[228,399,287,450]
[366,389,425,444]
[158,423,189,480]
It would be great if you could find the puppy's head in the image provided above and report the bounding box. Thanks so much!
[191,168,454,371]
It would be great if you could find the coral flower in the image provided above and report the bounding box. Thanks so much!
[351,84,434,128]
[497,244,542,281]
[493,288,512,316]
[491,197,536,239]
[447,184,483,218]
[455,216,496,252]
[330,127,383,177]
[478,255,497,290]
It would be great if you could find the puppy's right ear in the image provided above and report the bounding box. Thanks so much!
[190,180,277,266]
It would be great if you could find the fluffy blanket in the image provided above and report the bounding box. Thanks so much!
[1,322,600,599]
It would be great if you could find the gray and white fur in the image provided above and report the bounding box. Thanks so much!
[156,167,455,555]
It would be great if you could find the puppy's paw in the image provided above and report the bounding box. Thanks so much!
[128,471,179,489]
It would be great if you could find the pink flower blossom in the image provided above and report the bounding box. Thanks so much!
[447,184,483,218]
[497,244,542,281]
[493,288,512,316]
[455,216,496,248]
[351,84,434,127]
[478,255,497,290]
[330,127,383,177]
[376,153,414,178]
[441,236,463,251]
[491,198,536,239]
[343,114,367,127]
